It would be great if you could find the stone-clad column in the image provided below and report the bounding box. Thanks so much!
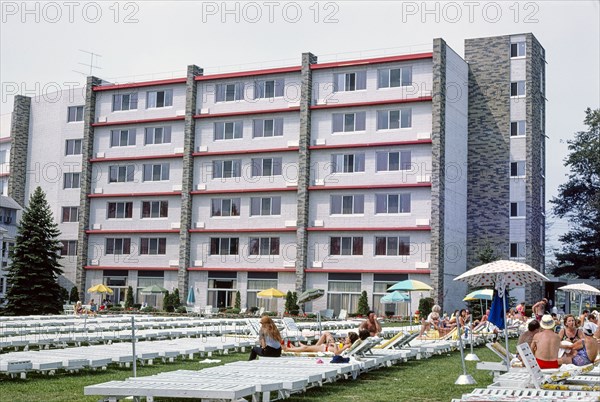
[8,95,32,207]
[76,76,102,301]
[178,65,203,298]
[295,52,317,294]
[430,38,446,308]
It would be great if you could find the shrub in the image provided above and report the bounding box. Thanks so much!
[133,303,142,309]
[125,286,134,309]
[418,297,434,319]
[226,308,240,314]
[109,306,123,312]
[176,306,187,314]
[141,306,157,313]
[69,287,79,304]
[357,290,370,316]
[235,291,241,309]
[172,288,181,308]
[249,306,259,314]
[385,310,395,318]
[163,291,175,312]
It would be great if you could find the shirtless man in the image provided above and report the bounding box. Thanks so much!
[359,310,382,337]
[532,298,548,321]
[531,314,561,369]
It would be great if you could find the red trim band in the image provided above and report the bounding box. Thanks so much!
[90,153,183,163]
[188,266,296,272]
[91,116,185,128]
[195,66,301,82]
[308,226,431,232]
[194,147,298,157]
[93,77,187,92]
[85,265,179,271]
[194,107,299,120]
[305,268,431,274]
[86,229,180,234]
[190,228,296,233]
[0,137,11,143]
[311,53,433,70]
[192,187,297,195]
[310,97,432,111]
[310,139,432,151]
[88,191,182,198]
[309,183,431,191]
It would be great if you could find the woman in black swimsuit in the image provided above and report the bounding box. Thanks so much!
[557,314,584,357]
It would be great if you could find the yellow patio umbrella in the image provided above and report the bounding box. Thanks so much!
[257,288,285,299]
[88,284,113,295]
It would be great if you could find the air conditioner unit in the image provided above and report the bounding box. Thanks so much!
[91,223,102,230]
[316,99,327,105]
[415,262,430,269]
[288,102,300,108]
[283,261,296,268]
[94,188,103,194]
[97,116,107,123]
[314,179,325,186]
[312,261,323,268]
[176,109,186,116]
[193,260,203,267]
[171,222,181,229]
[285,181,298,187]
[196,145,208,152]
[194,222,205,229]
[416,219,430,226]
[287,140,299,147]
[418,175,431,183]
[199,108,209,114]
[169,260,179,267]
[284,220,297,228]
[96,152,105,158]
[174,147,184,153]
[314,138,326,146]
[417,132,432,140]
[172,184,182,191]
[90,259,100,266]
[196,184,206,191]
[313,220,324,227]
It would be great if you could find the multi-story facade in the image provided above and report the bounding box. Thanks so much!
[3,34,545,314]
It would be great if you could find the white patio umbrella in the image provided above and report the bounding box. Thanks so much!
[454,260,549,370]
[558,283,600,315]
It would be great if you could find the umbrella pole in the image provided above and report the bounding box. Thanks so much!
[455,319,476,384]
[131,315,136,377]
[579,294,583,315]
[502,290,510,371]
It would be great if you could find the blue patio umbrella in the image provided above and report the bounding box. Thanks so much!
[186,286,195,305]
[488,289,509,330]
[380,291,410,303]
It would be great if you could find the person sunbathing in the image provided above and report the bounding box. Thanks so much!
[562,323,598,366]
[284,332,359,355]
[531,314,561,369]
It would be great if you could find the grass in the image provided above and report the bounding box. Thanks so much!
[0,341,515,402]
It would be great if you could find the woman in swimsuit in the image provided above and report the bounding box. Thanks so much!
[564,323,598,366]
[557,314,584,358]
[284,332,359,355]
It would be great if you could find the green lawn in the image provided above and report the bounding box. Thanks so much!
[0,341,513,402]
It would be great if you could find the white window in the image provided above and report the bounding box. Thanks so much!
[112,93,138,111]
[249,237,279,256]
[377,109,412,129]
[330,195,364,215]
[211,198,241,217]
[0,150,6,164]
[67,106,84,122]
[331,153,365,173]
[60,240,78,256]
[375,194,411,214]
[107,202,133,219]
[510,161,526,177]
[210,238,239,255]
[376,151,411,171]
[140,238,166,255]
[511,120,526,136]
[109,165,135,183]
[334,71,366,92]
[251,157,282,177]
[215,82,244,102]
[378,67,412,88]
[146,90,173,108]
[510,202,526,217]
[105,238,131,255]
[510,81,526,97]
[141,201,168,218]
[110,129,136,147]
[250,197,281,216]
[65,139,82,155]
[253,118,284,137]
[510,42,526,58]
[142,163,169,181]
[63,172,81,189]
[254,79,284,99]
[61,207,79,223]
[145,127,171,145]
[510,242,526,259]
[330,236,363,256]
[375,236,410,256]
[214,121,243,140]
[212,160,241,179]
[332,112,366,133]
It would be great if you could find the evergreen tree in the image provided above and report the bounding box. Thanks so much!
[163,291,174,312]
[172,288,181,308]
[125,286,134,309]
[291,292,299,313]
[69,286,79,304]
[5,187,64,315]
[551,108,600,279]
[357,290,370,316]
[235,291,241,310]
[285,290,294,314]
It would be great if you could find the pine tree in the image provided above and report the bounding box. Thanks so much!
[172,288,181,308]
[235,291,241,310]
[285,290,294,314]
[125,286,134,309]
[357,290,370,316]
[69,286,79,304]
[5,187,64,315]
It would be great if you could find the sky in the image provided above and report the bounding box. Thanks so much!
[1,0,599,263]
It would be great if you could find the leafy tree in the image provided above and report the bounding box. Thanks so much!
[550,108,600,279]
[235,291,241,310]
[163,291,174,312]
[357,290,370,316]
[5,187,64,315]
[172,288,181,308]
[125,286,134,309]
[418,297,434,320]
[69,286,79,304]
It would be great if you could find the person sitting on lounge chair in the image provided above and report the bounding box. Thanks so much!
[359,310,382,337]
[419,305,442,336]
[531,314,561,369]
[249,316,282,360]
[517,319,540,352]
[284,332,359,355]
[562,323,598,366]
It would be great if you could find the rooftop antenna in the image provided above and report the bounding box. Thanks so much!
[73,49,102,77]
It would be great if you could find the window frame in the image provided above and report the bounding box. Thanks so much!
[112,93,138,112]
[109,165,136,183]
[139,237,167,255]
[212,159,242,179]
[63,172,81,189]
[252,118,284,138]
[329,236,364,256]
[248,237,280,256]
[376,151,412,172]
[60,240,78,256]
[110,129,136,147]
[65,139,83,155]
[376,108,412,130]
[250,196,281,216]
[67,105,84,122]
[332,112,366,133]
[375,193,411,214]
[334,71,367,92]
[510,42,526,58]
[146,89,173,109]
[374,236,411,256]
[330,194,365,215]
[211,198,241,217]
[377,67,412,89]
[210,237,240,255]
[214,121,243,140]
[141,200,168,219]
[510,81,526,97]
[107,201,133,219]
[331,153,365,173]
[61,206,79,223]
[142,163,170,182]
[144,126,172,145]
[105,238,131,255]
